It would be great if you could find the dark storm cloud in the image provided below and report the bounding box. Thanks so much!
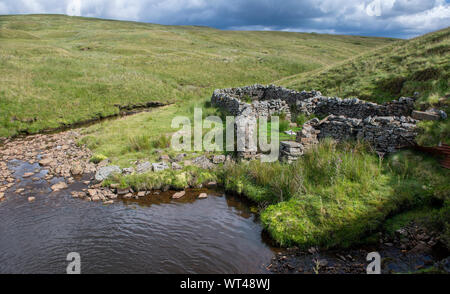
[0,0,449,38]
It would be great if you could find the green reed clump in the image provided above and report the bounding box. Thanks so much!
[127,135,152,152]
[152,134,171,149]
[219,138,449,249]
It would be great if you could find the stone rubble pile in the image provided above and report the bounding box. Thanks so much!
[280,118,320,163]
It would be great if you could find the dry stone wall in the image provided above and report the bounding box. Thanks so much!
[211,84,418,159]
[317,115,417,153]
[211,85,292,120]
[211,84,415,119]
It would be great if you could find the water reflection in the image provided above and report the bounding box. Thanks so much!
[0,160,275,274]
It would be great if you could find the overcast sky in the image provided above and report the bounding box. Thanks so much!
[0,0,449,38]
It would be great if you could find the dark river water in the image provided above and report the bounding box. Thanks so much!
[0,160,275,274]
[1,159,446,274]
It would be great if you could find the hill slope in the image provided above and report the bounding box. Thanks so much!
[0,14,395,137]
[281,27,450,105]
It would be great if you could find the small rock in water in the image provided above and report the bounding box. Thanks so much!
[70,164,83,176]
[206,181,217,187]
[51,181,68,191]
[198,193,208,199]
[0,192,4,199]
[71,191,84,198]
[15,188,25,194]
[172,191,186,199]
[87,189,97,197]
[28,197,35,202]
[117,188,130,195]
[39,158,53,166]
[108,194,118,200]
[23,172,34,178]
[137,191,146,197]
[103,200,114,205]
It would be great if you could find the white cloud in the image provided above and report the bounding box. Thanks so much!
[394,4,450,36]
[0,0,448,38]
[66,0,81,16]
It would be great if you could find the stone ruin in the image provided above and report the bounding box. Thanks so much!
[211,84,419,162]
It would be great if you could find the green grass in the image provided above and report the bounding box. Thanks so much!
[104,166,217,191]
[218,139,450,248]
[0,14,396,137]
[281,27,450,105]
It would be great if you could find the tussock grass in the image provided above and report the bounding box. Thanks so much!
[104,166,217,191]
[416,119,450,145]
[219,139,449,248]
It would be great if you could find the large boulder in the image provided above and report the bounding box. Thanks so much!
[193,156,215,169]
[172,191,186,199]
[152,162,169,172]
[122,167,135,175]
[212,155,226,164]
[95,165,121,181]
[136,161,152,174]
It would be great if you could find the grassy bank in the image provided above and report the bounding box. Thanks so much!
[218,139,449,249]
[0,14,395,138]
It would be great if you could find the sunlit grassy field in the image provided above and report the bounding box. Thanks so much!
[281,27,450,105]
[0,14,396,137]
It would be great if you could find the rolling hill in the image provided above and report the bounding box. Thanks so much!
[280,27,449,106]
[0,14,396,137]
